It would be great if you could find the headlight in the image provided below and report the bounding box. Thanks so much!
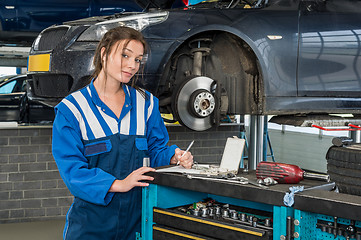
[32,33,42,50]
[77,11,169,41]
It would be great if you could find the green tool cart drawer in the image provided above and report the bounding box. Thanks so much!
[153,207,272,240]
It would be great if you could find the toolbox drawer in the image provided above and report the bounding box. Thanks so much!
[153,225,217,240]
[153,205,272,240]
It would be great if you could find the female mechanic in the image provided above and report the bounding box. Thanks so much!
[52,26,193,240]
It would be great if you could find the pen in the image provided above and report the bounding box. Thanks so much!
[177,140,194,165]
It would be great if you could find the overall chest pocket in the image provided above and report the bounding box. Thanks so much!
[135,138,148,168]
[84,139,112,170]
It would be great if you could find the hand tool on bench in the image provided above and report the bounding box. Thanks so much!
[256,162,330,184]
[185,173,269,189]
[304,182,336,192]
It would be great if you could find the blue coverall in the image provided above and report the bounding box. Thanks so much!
[52,81,177,239]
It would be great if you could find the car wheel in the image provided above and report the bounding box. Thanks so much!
[326,145,361,196]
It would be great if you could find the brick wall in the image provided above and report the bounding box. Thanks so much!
[0,124,240,223]
[0,126,73,224]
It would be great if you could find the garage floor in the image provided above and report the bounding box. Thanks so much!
[0,220,64,240]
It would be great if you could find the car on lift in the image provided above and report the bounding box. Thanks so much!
[0,74,54,123]
[0,0,142,46]
[27,0,361,131]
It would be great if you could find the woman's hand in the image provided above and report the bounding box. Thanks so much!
[109,167,155,192]
[170,148,194,169]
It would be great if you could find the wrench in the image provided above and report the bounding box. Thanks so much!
[233,176,269,189]
[185,174,268,189]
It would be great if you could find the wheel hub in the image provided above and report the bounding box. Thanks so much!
[191,90,215,118]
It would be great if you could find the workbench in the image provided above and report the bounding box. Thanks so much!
[140,169,361,240]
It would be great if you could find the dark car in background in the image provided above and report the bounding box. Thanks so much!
[0,0,142,46]
[0,74,54,123]
[27,0,361,131]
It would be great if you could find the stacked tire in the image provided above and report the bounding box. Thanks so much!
[326,145,361,196]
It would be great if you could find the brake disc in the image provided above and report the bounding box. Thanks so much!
[174,76,216,131]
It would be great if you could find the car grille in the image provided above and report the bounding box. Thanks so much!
[38,27,69,51]
[29,74,73,98]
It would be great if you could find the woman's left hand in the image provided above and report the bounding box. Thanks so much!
[171,148,193,169]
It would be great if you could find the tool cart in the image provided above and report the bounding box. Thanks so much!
[139,170,361,240]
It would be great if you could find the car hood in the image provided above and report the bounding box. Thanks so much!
[63,0,181,25]
[62,0,269,26]
[135,0,183,9]
[63,11,159,26]
[62,0,183,25]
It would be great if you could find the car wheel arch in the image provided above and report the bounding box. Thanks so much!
[159,31,265,125]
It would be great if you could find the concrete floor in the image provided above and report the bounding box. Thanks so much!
[0,220,64,240]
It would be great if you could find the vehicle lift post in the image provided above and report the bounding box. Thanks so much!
[350,125,361,143]
[240,115,274,170]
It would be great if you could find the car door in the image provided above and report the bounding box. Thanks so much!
[298,0,361,97]
[0,77,25,122]
[26,81,55,123]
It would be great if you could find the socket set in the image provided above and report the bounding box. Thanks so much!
[152,198,273,240]
[316,217,361,240]
[177,198,273,229]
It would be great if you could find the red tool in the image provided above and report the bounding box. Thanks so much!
[256,162,330,184]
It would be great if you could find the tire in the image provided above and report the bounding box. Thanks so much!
[327,158,361,171]
[326,145,361,196]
